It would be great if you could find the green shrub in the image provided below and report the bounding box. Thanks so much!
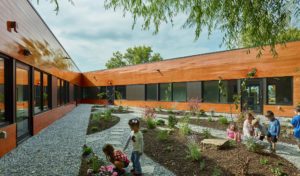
[181,114,190,123]
[260,158,269,165]
[156,119,165,126]
[91,112,101,121]
[271,167,288,176]
[91,126,99,133]
[146,118,156,129]
[208,116,213,122]
[228,140,237,148]
[117,106,124,112]
[90,154,100,173]
[82,145,93,156]
[103,109,112,121]
[186,142,201,161]
[168,114,178,128]
[245,138,264,153]
[202,129,212,139]
[156,130,169,141]
[179,123,192,136]
[167,109,174,115]
[212,167,222,176]
[218,116,229,125]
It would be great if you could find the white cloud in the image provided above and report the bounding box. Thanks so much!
[32,0,225,72]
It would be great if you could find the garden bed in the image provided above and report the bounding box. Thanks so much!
[141,121,300,176]
[87,110,120,135]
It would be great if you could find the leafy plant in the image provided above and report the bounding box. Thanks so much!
[103,109,112,121]
[212,167,222,176]
[228,140,237,148]
[202,129,212,139]
[91,112,101,122]
[179,123,192,136]
[260,158,269,165]
[186,142,201,161]
[245,138,264,153]
[156,130,169,141]
[91,126,99,133]
[208,116,213,122]
[218,116,229,125]
[199,160,205,171]
[91,154,101,173]
[146,118,156,129]
[168,114,178,128]
[97,92,107,99]
[271,167,288,176]
[167,109,174,115]
[82,145,93,156]
[117,105,124,112]
[156,119,165,126]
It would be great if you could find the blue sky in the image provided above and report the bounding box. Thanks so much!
[32,0,225,72]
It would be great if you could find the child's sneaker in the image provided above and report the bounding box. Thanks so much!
[130,169,135,173]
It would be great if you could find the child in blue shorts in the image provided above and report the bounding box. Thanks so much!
[265,111,280,153]
[291,106,300,151]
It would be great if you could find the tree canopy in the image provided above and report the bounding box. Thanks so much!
[103,0,300,55]
[105,46,163,69]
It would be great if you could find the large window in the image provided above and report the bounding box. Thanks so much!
[146,84,158,101]
[267,77,293,105]
[172,82,187,102]
[220,80,238,103]
[63,81,69,104]
[34,71,42,113]
[115,86,126,99]
[82,86,106,99]
[203,81,219,103]
[159,83,172,101]
[126,85,145,100]
[187,82,201,100]
[0,59,5,125]
[57,79,62,106]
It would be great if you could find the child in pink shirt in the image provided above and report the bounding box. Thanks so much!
[227,122,241,142]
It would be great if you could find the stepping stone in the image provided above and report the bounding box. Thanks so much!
[106,140,122,146]
[142,166,155,174]
[201,139,230,149]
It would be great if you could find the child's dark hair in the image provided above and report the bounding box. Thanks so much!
[128,118,140,127]
[296,106,300,113]
[228,122,238,132]
[102,144,115,162]
[265,110,275,118]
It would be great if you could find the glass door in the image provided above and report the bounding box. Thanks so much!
[16,63,31,141]
[106,86,114,105]
[241,79,263,113]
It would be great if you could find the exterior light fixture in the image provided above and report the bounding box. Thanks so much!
[19,48,32,56]
[107,81,112,85]
[6,21,18,33]
[156,69,160,72]
[0,131,7,139]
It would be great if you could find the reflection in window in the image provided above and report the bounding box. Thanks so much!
[172,82,187,102]
[203,81,219,103]
[115,86,126,100]
[34,71,42,113]
[220,80,238,103]
[43,74,49,110]
[126,85,145,100]
[146,84,158,101]
[267,77,292,105]
[0,59,5,124]
[159,83,172,101]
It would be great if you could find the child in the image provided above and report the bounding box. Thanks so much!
[124,118,144,176]
[102,144,130,175]
[252,119,267,141]
[265,111,280,153]
[243,113,255,138]
[227,122,241,142]
[291,106,300,151]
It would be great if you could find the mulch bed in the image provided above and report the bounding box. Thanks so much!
[79,155,106,176]
[86,114,120,135]
[142,122,300,176]
[189,119,298,145]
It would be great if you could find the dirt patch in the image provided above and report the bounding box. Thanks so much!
[142,122,300,176]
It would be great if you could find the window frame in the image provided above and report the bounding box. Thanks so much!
[172,82,187,102]
[266,76,293,106]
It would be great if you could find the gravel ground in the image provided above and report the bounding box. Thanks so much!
[0,104,92,176]
[86,110,175,176]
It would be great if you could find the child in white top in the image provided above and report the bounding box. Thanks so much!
[243,113,255,138]
[124,118,143,176]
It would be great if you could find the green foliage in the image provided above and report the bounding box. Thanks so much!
[245,138,264,153]
[168,114,178,128]
[156,130,169,141]
[208,116,213,122]
[167,109,174,115]
[260,158,269,165]
[117,105,124,112]
[212,167,222,176]
[228,140,237,148]
[82,145,93,156]
[202,129,212,139]
[90,154,100,173]
[91,112,101,121]
[91,126,99,133]
[156,119,165,126]
[218,116,229,125]
[271,167,288,176]
[104,0,300,56]
[186,142,201,161]
[146,118,156,129]
[179,123,192,136]
[97,92,106,99]
[105,46,163,69]
[103,109,112,121]
[199,160,205,171]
